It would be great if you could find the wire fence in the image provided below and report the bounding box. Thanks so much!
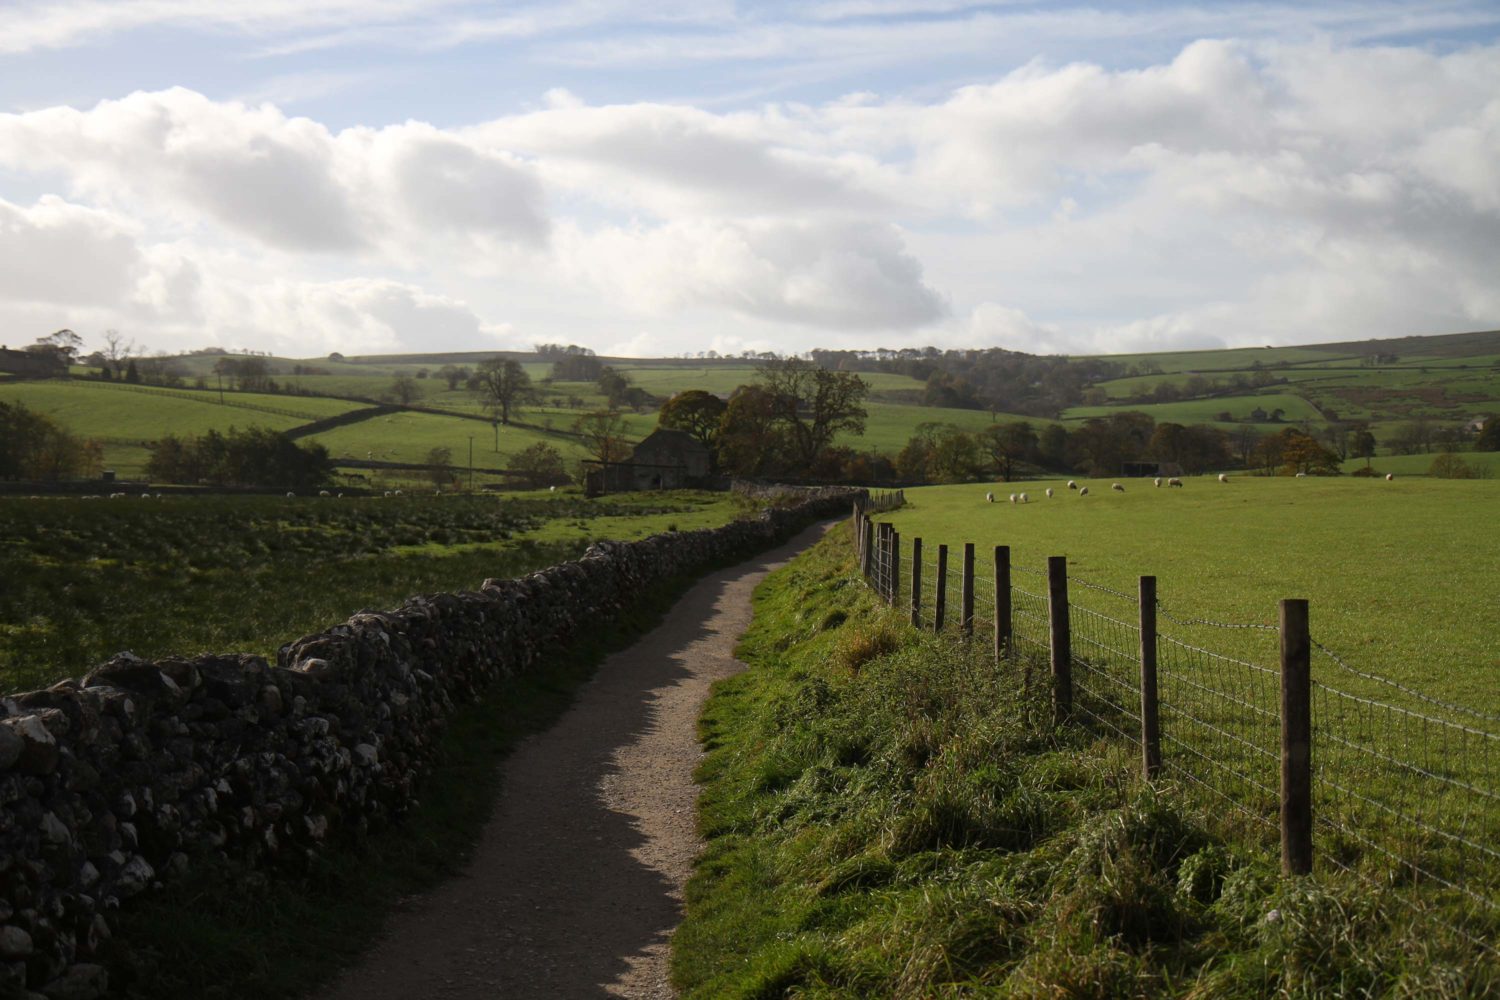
[849,506,1500,950]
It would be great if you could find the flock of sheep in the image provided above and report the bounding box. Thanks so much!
[984,471,1395,504]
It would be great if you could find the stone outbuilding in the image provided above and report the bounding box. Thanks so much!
[584,428,713,495]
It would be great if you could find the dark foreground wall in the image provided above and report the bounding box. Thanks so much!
[0,488,860,999]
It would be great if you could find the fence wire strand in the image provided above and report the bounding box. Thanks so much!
[850,519,1498,948]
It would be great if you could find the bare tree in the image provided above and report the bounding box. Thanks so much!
[573,410,632,463]
[470,357,537,426]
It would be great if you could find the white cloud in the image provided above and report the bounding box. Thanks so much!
[0,89,549,255]
[0,195,143,307]
[561,218,945,331]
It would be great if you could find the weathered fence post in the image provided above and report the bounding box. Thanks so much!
[862,517,874,581]
[994,545,1011,663]
[1139,575,1161,781]
[910,537,922,628]
[1280,598,1313,876]
[891,531,901,609]
[1047,555,1072,723]
[935,544,949,632]
[960,543,975,637]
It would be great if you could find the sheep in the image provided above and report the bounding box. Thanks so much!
[1045,487,1054,498]
[1111,482,1125,492]
[985,491,994,502]
[1385,473,1395,481]
[1218,473,1229,483]
[1067,480,1078,490]
[285,492,295,498]
[1295,472,1307,478]
[1018,492,1029,503]
[1008,493,1017,503]
[393,489,403,496]
[1153,477,1162,487]
[383,491,392,497]
[1168,477,1183,487]
[318,490,331,497]
[549,485,557,493]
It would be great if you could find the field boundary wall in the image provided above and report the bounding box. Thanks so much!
[0,488,862,998]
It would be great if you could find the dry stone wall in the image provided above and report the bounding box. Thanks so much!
[0,490,861,1000]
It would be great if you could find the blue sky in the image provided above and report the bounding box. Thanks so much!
[2,1,1499,359]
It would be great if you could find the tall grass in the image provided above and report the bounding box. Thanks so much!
[674,528,1497,998]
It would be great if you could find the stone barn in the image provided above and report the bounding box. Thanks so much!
[583,429,713,495]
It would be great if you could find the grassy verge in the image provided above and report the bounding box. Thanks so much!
[674,528,1496,998]
[103,534,773,999]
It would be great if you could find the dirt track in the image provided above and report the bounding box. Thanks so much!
[319,521,828,1000]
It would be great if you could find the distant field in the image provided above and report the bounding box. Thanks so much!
[0,490,753,691]
[1062,391,1323,426]
[0,380,366,477]
[1340,450,1500,477]
[881,477,1500,710]
[850,402,1055,453]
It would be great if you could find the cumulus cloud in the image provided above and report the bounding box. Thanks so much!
[562,218,945,330]
[0,89,549,256]
[2,35,1499,355]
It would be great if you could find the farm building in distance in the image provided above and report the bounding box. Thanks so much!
[0,346,66,378]
[584,428,714,495]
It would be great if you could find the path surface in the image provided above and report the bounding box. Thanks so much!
[320,521,828,1000]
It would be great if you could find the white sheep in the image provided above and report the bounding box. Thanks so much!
[1045,488,1054,498]
[1067,480,1078,490]
[1295,472,1307,478]
[1008,493,1017,503]
[1168,477,1183,488]
[1111,482,1125,492]
[549,485,557,493]
[318,490,331,497]
[1218,473,1229,483]
[1153,477,1162,487]
[1018,492,1029,503]
[1385,473,1394,481]
[985,491,994,502]
[394,489,403,496]
[383,491,392,497]
[1078,486,1090,496]
[286,492,295,498]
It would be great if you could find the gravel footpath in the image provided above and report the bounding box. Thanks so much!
[319,521,829,1000]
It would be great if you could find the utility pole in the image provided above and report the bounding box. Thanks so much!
[216,370,224,405]
[468,435,475,492]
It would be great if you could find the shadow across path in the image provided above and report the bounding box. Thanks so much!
[320,520,832,1000]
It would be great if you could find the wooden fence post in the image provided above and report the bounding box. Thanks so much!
[1280,598,1313,876]
[862,517,874,581]
[994,545,1011,663]
[1047,555,1072,723]
[910,537,922,628]
[934,544,948,632]
[961,543,975,637]
[1139,575,1161,781]
[891,531,901,609]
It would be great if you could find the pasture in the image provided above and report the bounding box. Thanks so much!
[0,490,753,692]
[878,476,1500,711]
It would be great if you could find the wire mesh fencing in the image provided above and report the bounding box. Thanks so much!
[848,512,1499,948]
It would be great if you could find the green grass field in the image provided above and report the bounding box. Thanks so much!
[0,490,754,692]
[672,530,1495,997]
[879,477,1500,710]
[1062,391,1325,427]
[849,402,1056,453]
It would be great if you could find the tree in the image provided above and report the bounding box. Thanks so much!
[715,385,784,476]
[978,421,1037,482]
[102,329,136,379]
[390,375,421,405]
[145,427,331,488]
[573,410,632,463]
[509,442,568,487]
[124,359,141,384]
[425,446,454,488]
[1428,453,1484,479]
[1475,416,1500,452]
[551,354,603,381]
[470,357,536,426]
[437,365,471,390]
[898,423,983,483]
[0,402,102,480]
[28,329,83,369]
[754,358,868,471]
[657,390,727,451]
[596,366,633,409]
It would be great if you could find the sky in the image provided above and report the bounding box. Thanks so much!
[1,1,1498,361]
